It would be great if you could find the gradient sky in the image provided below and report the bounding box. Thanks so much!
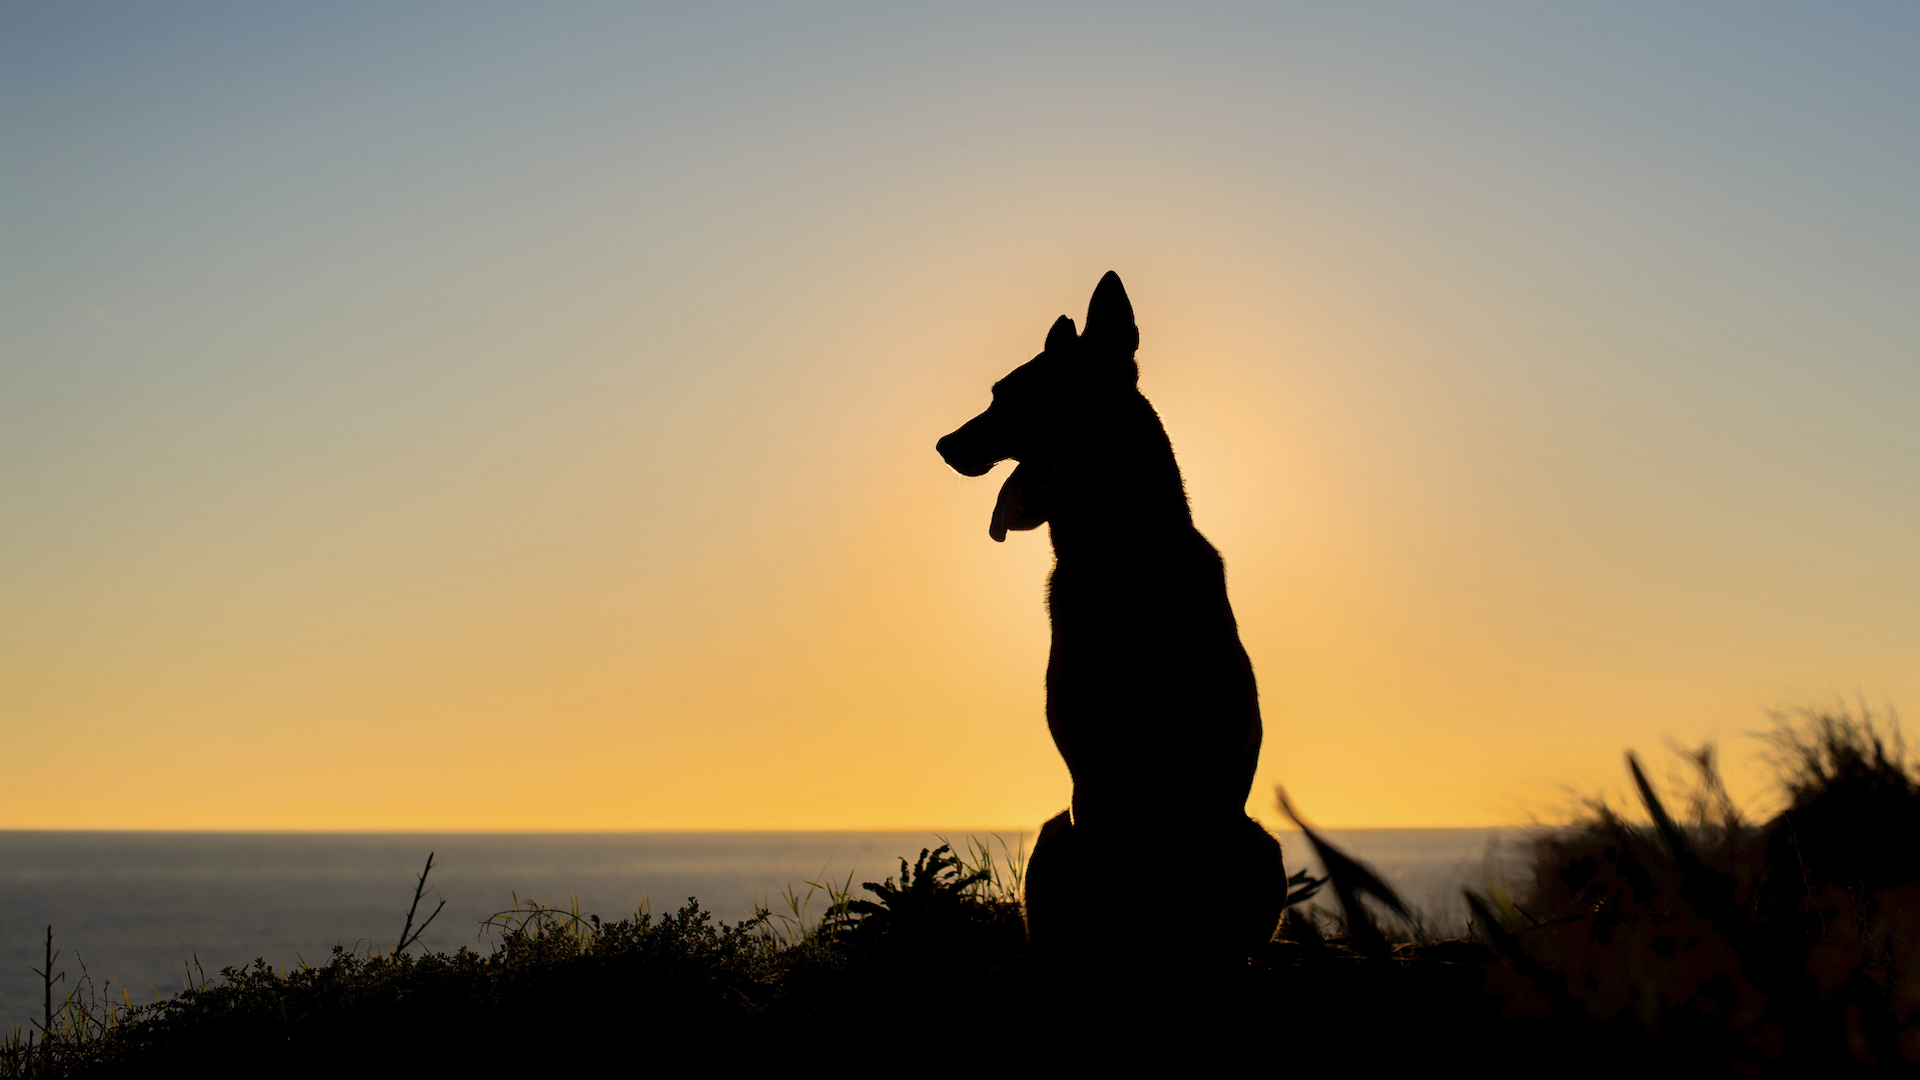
[4,3,1919,829]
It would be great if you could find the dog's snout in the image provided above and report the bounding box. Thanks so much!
[937,421,1001,477]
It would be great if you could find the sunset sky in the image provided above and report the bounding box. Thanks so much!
[5,3,1919,830]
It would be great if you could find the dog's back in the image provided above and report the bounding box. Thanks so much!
[1041,400,1263,833]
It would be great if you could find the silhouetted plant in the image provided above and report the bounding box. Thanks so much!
[1276,787,1413,956]
[845,845,988,926]
[1282,866,1326,911]
[1469,705,1920,1072]
[763,870,859,949]
[833,845,1025,970]
[3,935,144,1078]
[393,852,446,955]
[948,832,1028,905]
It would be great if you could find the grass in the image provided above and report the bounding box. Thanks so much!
[6,706,1919,1075]
[0,840,1029,1077]
[1469,705,1920,1073]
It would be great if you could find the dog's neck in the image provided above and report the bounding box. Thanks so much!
[1043,391,1195,558]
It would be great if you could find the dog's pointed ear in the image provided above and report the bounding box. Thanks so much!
[1044,314,1077,354]
[1082,271,1139,376]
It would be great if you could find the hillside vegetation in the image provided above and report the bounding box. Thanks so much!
[6,708,1917,1076]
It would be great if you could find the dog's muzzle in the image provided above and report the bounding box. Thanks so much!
[935,429,1002,477]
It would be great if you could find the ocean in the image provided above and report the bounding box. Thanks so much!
[0,828,1537,1033]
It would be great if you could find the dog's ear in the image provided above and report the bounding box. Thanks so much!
[1043,314,1077,354]
[1082,271,1139,378]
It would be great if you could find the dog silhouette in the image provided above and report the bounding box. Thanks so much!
[937,272,1286,966]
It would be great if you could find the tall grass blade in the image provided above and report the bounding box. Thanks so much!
[1277,786,1412,954]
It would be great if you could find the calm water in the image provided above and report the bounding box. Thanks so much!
[0,828,1534,1033]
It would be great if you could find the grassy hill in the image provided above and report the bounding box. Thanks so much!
[6,708,1917,1076]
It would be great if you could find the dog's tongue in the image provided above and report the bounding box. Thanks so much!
[989,464,1026,542]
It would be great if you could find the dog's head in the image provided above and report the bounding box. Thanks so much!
[936,271,1140,541]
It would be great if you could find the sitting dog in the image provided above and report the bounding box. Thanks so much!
[936,272,1286,966]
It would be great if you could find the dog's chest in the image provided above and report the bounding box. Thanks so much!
[1046,545,1231,642]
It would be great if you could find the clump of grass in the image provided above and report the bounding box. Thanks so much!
[755,831,1028,952]
[761,870,858,949]
[1276,787,1412,953]
[1471,705,1920,1072]
[1,931,142,1080]
[834,844,1025,970]
[948,832,1029,905]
